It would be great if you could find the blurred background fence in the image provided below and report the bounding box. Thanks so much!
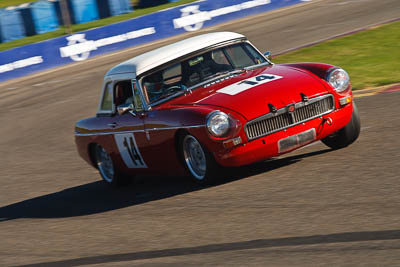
[0,0,184,43]
[0,0,305,82]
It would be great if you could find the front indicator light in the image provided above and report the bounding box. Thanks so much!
[223,136,242,148]
[339,96,352,106]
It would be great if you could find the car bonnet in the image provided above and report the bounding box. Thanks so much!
[168,65,330,121]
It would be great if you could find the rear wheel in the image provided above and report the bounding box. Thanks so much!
[322,102,361,149]
[94,144,131,186]
[180,134,219,184]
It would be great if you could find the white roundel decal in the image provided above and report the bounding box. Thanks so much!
[217,74,283,95]
[114,133,147,168]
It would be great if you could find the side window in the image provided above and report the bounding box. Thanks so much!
[114,80,133,108]
[244,43,266,64]
[100,82,113,111]
[224,44,256,68]
[211,49,230,65]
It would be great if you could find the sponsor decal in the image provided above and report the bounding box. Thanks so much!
[114,133,147,168]
[203,74,239,88]
[59,27,156,62]
[173,0,271,32]
[217,74,282,95]
[0,56,43,74]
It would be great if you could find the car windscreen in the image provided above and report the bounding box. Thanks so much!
[141,42,267,105]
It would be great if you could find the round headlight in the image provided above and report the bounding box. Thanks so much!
[207,111,230,137]
[326,68,350,93]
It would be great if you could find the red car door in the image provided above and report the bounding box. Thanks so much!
[140,109,187,176]
[106,79,149,174]
[110,112,149,174]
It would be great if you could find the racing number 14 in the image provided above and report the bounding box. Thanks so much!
[115,133,147,168]
[217,74,283,96]
[238,75,277,86]
[123,136,144,166]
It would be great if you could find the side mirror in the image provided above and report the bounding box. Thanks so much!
[117,103,135,115]
[264,51,272,61]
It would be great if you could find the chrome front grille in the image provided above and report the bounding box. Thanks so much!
[245,94,335,141]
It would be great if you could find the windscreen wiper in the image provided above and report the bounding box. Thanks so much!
[205,69,246,81]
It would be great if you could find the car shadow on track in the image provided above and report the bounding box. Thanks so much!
[15,229,400,267]
[0,149,331,221]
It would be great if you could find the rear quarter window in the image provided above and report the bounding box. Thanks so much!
[100,82,113,111]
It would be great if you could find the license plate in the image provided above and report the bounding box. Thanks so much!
[278,128,316,153]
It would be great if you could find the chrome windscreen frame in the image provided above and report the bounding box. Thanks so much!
[138,39,272,108]
[133,78,151,112]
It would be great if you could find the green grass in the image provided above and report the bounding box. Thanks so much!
[2,1,399,90]
[0,0,197,51]
[0,0,34,8]
[0,0,137,8]
[273,21,400,90]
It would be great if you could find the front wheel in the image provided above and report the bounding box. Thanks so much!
[94,144,131,186]
[322,102,361,149]
[180,134,219,184]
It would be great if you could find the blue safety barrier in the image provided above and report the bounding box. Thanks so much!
[0,0,307,82]
[97,0,132,19]
[69,0,99,24]
[0,8,26,43]
[137,0,169,8]
[31,1,60,34]
[109,0,132,16]
[19,1,60,36]
[19,6,36,36]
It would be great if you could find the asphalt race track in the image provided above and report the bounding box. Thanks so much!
[1,0,400,266]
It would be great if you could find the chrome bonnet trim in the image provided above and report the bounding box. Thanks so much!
[146,124,205,131]
[75,124,205,136]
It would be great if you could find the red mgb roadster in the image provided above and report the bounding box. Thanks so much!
[75,32,360,185]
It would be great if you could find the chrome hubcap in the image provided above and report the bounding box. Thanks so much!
[96,145,114,183]
[183,135,206,180]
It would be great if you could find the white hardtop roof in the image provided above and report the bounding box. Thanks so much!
[106,32,246,77]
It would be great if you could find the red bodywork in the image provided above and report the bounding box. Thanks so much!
[75,63,353,177]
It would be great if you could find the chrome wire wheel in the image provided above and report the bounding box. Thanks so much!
[95,145,115,183]
[182,135,206,180]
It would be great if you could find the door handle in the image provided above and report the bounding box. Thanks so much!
[138,112,147,119]
[107,122,117,128]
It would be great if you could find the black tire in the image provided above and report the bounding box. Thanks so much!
[322,102,361,149]
[94,144,132,186]
[179,134,220,185]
